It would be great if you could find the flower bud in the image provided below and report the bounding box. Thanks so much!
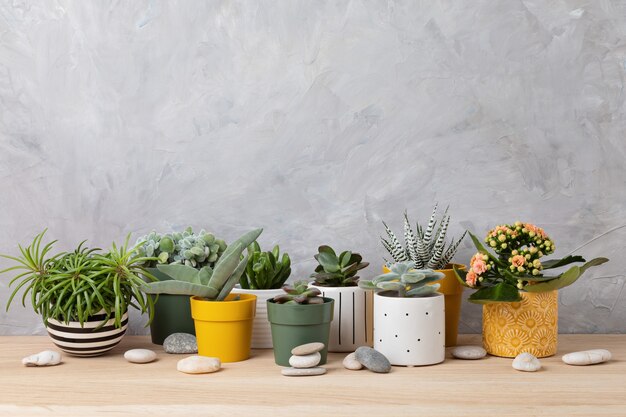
[490,240,497,247]
[517,266,525,273]
[529,247,538,254]
[525,254,531,260]
[517,281,524,289]
[501,243,508,249]
[512,250,519,256]
[532,269,540,276]
[528,231,535,237]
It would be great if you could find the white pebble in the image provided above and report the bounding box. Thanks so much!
[124,349,157,364]
[343,352,363,370]
[289,352,321,368]
[512,352,541,372]
[452,346,487,360]
[562,349,611,366]
[281,367,327,376]
[177,356,221,374]
[291,342,325,356]
[22,350,62,367]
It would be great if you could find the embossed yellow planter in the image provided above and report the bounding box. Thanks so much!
[482,290,558,358]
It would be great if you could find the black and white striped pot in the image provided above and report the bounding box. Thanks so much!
[310,285,373,352]
[46,311,129,357]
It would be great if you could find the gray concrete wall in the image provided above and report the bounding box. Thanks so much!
[0,0,624,335]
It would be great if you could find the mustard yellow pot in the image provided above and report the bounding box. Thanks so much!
[383,263,465,347]
[190,293,257,362]
[482,290,558,358]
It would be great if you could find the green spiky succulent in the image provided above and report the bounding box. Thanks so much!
[136,227,227,269]
[272,280,324,305]
[239,242,291,290]
[310,245,369,287]
[358,261,444,298]
[141,229,262,300]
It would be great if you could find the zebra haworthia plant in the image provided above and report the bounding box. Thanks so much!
[381,204,467,270]
[358,261,444,298]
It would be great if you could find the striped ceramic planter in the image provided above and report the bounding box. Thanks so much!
[232,287,283,349]
[46,311,129,357]
[310,285,373,352]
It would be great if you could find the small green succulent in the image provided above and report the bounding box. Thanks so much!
[311,245,369,287]
[359,261,444,298]
[272,281,324,305]
[239,242,291,290]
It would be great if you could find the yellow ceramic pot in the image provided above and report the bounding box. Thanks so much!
[190,293,257,363]
[482,290,558,358]
[382,263,465,347]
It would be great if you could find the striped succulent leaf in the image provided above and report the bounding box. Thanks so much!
[382,222,408,262]
[421,204,439,255]
[403,212,419,263]
[427,215,450,268]
[440,230,468,267]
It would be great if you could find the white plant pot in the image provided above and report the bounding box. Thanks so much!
[232,287,283,349]
[373,291,445,366]
[310,285,373,352]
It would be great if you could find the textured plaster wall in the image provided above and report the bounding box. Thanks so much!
[0,0,625,335]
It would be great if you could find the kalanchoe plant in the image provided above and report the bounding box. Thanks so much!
[455,222,609,304]
[381,204,467,270]
[272,280,324,304]
[359,261,444,297]
[136,227,227,269]
[239,242,291,290]
[311,245,369,287]
[141,229,262,301]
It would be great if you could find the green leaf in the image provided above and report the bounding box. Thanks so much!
[453,266,471,288]
[339,251,352,268]
[156,264,200,284]
[523,257,608,292]
[317,251,339,272]
[468,282,521,304]
[141,281,217,298]
[541,255,586,269]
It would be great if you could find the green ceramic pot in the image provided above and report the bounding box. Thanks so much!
[147,268,195,345]
[266,297,334,366]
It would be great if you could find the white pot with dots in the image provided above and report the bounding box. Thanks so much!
[373,291,445,366]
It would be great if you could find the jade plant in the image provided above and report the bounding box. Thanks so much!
[239,242,291,290]
[455,222,609,303]
[141,229,262,300]
[381,204,467,269]
[136,227,227,268]
[358,261,444,297]
[272,280,324,304]
[310,245,369,287]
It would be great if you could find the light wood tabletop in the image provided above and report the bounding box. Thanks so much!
[0,334,624,416]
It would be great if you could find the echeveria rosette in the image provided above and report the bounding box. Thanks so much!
[359,261,444,298]
[454,222,609,304]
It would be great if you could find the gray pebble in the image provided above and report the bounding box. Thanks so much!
[291,342,325,356]
[355,346,391,373]
[163,333,198,354]
[451,346,487,360]
[281,367,327,376]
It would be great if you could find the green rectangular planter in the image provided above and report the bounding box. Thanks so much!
[267,297,334,366]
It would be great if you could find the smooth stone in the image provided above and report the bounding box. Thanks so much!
[512,352,541,372]
[452,346,487,360]
[281,367,327,376]
[354,346,391,373]
[562,349,611,366]
[342,352,363,370]
[22,350,62,367]
[289,352,321,368]
[291,342,325,356]
[124,349,157,364]
[163,333,198,354]
[177,356,221,374]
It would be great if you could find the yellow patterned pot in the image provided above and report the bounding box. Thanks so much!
[482,290,558,358]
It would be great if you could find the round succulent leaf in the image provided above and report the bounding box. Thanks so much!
[159,237,174,253]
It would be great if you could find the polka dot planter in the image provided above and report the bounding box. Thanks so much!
[373,291,445,366]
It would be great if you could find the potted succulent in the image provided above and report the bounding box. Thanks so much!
[267,281,334,366]
[232,242,291,348]
[381,204,466,346]
[455,222,609,358]
[136,227,227,344]
[309,245,372,352]
[141,229,262,362]
[359,261,445,366]
[1,231,155,357]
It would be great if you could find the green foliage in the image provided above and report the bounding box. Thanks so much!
[141,229,263,301]
[239,242,291,290]
[272,280,324,305]
[136,227,227,269]
[1,230,156,329]
[381,204,467,270]
[358,261,444,298]
[310,245,369,287]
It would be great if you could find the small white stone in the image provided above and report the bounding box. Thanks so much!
[289,352,321,368]
[22,350,62,367]
[343,352,363,370]
[124,349,157,364]
[512,352,541,372]
[562,349,611,366]
[177,356,221,374]
[281,367,327,376]
[452,346,487,360]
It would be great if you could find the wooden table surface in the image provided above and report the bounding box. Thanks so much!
[0,334,624,417]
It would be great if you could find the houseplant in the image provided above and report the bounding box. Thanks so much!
[267,281,334,366]
[141,228,262,362]
[309,245,372,352]
[136,227,227,344]
[455,222,609,357]
[359,261,445,366]
[2,230,156,356]
[381,204,467,346]
[232,242,291,348]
